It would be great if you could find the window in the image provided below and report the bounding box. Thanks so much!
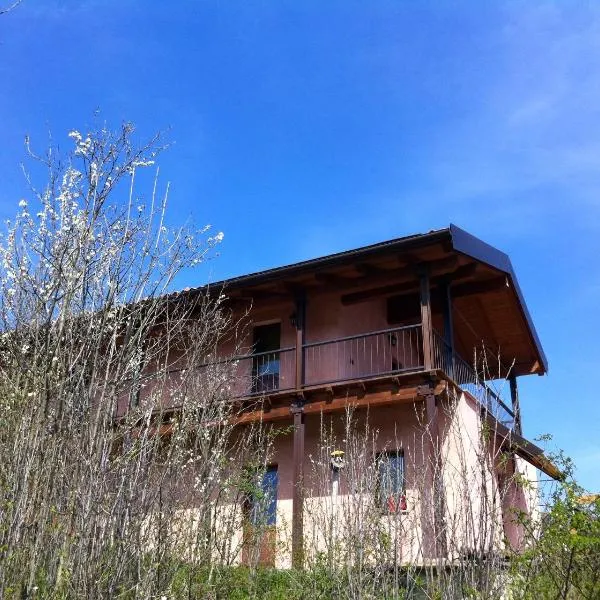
[247,465,278,527]
[252,323,281,393]
[387,294,420,326]
[377,450,406,513]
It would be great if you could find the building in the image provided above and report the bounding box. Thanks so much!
[124,224,561,569]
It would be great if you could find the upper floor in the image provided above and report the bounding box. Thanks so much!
[170,224,547,433]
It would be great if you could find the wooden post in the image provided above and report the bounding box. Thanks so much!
[419,268,434,370]
[440,280,455,378]
[509,374,522,435]
[425,391,447,558]
[291,400,305,568]
[294,294,306,390]
[440,281,454,352]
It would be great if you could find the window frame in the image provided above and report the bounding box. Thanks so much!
[245,464,279,528]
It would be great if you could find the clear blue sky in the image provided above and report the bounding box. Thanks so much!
[1,1,599,490]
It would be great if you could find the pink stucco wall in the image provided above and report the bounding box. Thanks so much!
[239,395,539,567]
[252,403,444,566]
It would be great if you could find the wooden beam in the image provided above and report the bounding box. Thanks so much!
[305,387,422,412]
[451,276,508,298]
[342,279,418,306]
[440,280,455,379]
[276,281,305,295]
[291,400,305,569]
[133,381,448,433]
[233,404,292,425]
[440,281,454,350]
[419,255,459,273]
[516,449,564,481]
[231,386,427,425]
[314,256,459,301]
[447,261,478,281]
[354,262,383,276]
[486,414,564,481]
[397,253,419,266]
[341,262,480,306]
[228,288,291,302]
[313,272,350,286]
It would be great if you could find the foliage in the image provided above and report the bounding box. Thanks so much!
[0,122,261,598]
[510,483,600,600]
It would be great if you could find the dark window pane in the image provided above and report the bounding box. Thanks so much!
[253,323,281,353]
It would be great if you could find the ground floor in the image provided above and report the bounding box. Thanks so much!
[181,383,544,570]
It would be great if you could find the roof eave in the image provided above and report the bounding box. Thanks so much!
[202,227,452,293]
[178,224,547,375]
[485,413,564,481]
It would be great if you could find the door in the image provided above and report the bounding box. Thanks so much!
[252,323,281,393]
[242,465,278,567]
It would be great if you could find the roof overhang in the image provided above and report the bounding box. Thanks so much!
[449,225,548,374]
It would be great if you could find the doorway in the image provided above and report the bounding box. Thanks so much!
[252,322,281,393]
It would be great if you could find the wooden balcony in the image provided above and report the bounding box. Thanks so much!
[208,324,516,430]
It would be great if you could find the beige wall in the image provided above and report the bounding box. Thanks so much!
[256,404,432,568]
[439,391,506,558]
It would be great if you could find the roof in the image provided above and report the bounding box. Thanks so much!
[204,227,450,291]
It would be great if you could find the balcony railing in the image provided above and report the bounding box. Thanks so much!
[131,323,516,429]
[214,324,424,396]
[228,347,297,396]
[216,326,514,428]
[433,332,515,429]
[303,325,424,386]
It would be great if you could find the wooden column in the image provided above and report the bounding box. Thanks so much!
[425,391,447,558]
[440,281,455,378]
[292,292,306,568]
[509,374,522,435]
[291,400,305,568]
[294,293,306,390]
[419,268,434,370]
[440,281,454,352]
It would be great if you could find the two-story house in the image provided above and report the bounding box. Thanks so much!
[124,224,561,570]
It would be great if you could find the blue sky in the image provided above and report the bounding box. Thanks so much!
[1,1,599,490]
